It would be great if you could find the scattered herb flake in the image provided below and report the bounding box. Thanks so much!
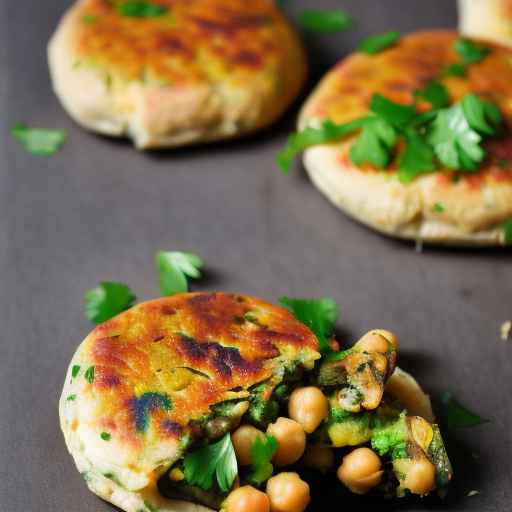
[359,31,400,54]
[454,38,490,65]
[118,1,168,18]
[67,394,77,401]
[442,63,467,77]
[248,434,279,486]
[84,281,136,324]
[432,203,445,213]
[184,433,237,492]
[82,14,98,24]
[12,123,66,156]
[440,391,489,428]
[297,9,353,34]
[84,366,95,385]
[100,432,111,441]
[71,365,81,378]
[279,296,338,356]
[502,218,512,245]
[414,81,450,109]
[156,251,203,296]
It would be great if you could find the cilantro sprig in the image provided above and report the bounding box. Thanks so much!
[359,31,400,54]
[156,251,203,296]
[297,9,353,34]
[84,281,136,324]
[12,123,66,156]
[117,1,168,18]
[183,433,237,492]
[444,38,490,77]
[248,435,279,486]
[440,392,489,428]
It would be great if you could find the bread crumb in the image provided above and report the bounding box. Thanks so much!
[501,321,511,341]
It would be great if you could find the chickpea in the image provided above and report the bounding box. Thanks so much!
[267,417,306,466]
[231,425,265,466]
[288,386,329,434]
[337,447,383,495]
[224,485,270,512]
[302,443,334,473]
[356,330,397,354]
[401,458,436,495]
[266,472,310,512]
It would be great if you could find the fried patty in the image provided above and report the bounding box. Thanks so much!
[48,0,307,148]
[299,31,512,245]
[60,293,319,496]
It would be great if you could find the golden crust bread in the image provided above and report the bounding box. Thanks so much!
[299,31,512,245]
[60,293,319,505]
[459,0,512,47]
[48,0,307,148]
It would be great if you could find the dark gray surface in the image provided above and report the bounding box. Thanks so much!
[1,1,511,511]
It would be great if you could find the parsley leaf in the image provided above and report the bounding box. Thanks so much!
[156,251,203,296]
[461,94,502,135]
[100,432,111,441]
[66,394,77,401]
[297,9,353,34]
[454,38,490,65]
[71,365,81,378]
[248,435,279,486]
[414,81,450,109]
[428,103,484,171]
[432,203,445,213]
[398,130,436,183]
[502,219,512,245]
[184,433,237,492]
[442,63,467,77]
[440,392,489,428]
[12,123,66,156]
[279,297,337,355]
[277,118,370,173]
[349,117,396,168]
[82,14,98,24]
[84,366,95,384]
[118,1,168,17]
[359,31,400,54]
[84,281,136,324]
[370,94,417,129]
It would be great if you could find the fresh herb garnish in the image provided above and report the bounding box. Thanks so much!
[397,130,436,182]
[277,118,370,173]
[84,366,95,384]
[432,203,445,213]
[100,432,111,441]
[359,31,400,54]
[297,9,353,34]
[248,434,279,485]
[84,281,136,324]
[71,365,81,378]
[117,1,168,18]
[455,38,490,65]
[443,62,467,77]
[279,296,342,358]
[414,81,450,109]
[440,392,489,428]
[349,117,396,168]
[156,251,203,296]
[183,433,237,492]
[502,219,512,245]
[12,123,66,156]
[67,394,77,401]
[82,14,98,24]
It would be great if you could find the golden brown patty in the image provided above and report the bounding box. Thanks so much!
[299,31,512,245]
[60,293,319,496]
[48,0,307,148]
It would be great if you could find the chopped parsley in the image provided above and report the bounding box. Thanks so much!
[100,432,111,441]
[297,9,353,34]
[117,1,168,18]
[503,219,512,245]
[71,365,81,378]
[440,392,489,428]
[248,434,279,486]
[371,413,408,460]
[84,366,95,384]
[279,297,337,355]
[66,394,77,401]
[414,81,450,109]
[443,62,467,77]
[455,38,490,65]
[183,433,237,492]
[156,251,203,296]
[84,281,136,324]
[12,123,66,156]
[81,14,98,24]
[432,203,445,214]
[359,31,400,54]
